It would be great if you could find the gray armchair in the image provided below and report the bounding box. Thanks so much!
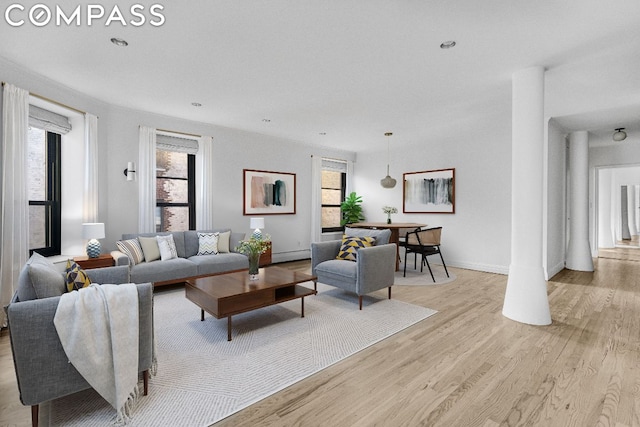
[5,263,154,427]
[311,227,396,309]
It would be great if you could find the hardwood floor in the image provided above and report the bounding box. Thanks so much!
[1,256,639,426]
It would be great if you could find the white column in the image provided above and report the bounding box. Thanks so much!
[502,66,551,326]
[598,169,615,248]
[627,186,637,237]
[565,131,594,271]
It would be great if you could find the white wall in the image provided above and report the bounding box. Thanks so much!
[545,119,567,279]
[589,135,640,252]
[353,106,513,274]
[1,57,355,263]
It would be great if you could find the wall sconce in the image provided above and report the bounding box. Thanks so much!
[82,222,105,258]
[123,162,136,181]
[250,217,265,240]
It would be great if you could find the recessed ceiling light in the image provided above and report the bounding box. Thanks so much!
[262,119,271,122]
[191,102,202,107]
[440,40,456,49]
[110,37,128,47]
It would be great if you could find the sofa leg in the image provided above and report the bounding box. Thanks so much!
[388,286,392,300]
[31,405,38,427]
[359,295,363,310]
[143,370,149,396]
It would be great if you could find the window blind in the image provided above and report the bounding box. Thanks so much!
[28,105,72,134]
[156,134,199,154]
[322,158,347,172]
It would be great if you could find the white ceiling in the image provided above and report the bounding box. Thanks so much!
[2,0,640,152]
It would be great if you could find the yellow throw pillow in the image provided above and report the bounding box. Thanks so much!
[65,259,92,292]
[336,235,376,262]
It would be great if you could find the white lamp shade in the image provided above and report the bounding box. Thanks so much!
[249,218,265,230]
[82,223,105,239]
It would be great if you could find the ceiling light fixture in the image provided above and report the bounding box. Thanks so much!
[262,119,271,122]
[110,37,128,47]
[191,102,202,107]
[440,40,456,49]
[380,132,397,189]
[613,128,627,141]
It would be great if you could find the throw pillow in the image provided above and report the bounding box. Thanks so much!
[157,234,178,261]
[65,259,91,292]
[336,235,376,262]
[17,252,66,300]
[217,231,231,253]
[116,239,145,265]
[138,236,161,262]
[197,232,219,255]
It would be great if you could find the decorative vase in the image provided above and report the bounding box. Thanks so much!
[387,215,392,224]
[86,239,101,258]
[248,252,260,280]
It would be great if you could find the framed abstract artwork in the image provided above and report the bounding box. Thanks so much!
[243,169,296,215]
[403,168,455,214]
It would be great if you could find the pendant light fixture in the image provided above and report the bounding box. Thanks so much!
[380,132,397,189]
[613,128,627,141]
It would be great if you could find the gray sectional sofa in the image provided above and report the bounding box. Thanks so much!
[113,229,249,286]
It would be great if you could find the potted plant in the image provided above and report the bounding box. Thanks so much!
[340,192,365,226]
[236,235,271,279]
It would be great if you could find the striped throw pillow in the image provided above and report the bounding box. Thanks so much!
[116,239,145,265]
[197,232,220,255]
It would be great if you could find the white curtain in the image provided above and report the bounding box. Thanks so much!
[138,126,156,233]
[83,113,99,223]
[0,84,29,326]
[310,155,322,243]
[346,159,354,195]
[196,135,214,230]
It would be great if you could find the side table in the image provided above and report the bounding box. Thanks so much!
[73,254,115,270]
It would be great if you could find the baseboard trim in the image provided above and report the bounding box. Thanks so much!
[546,261,565,280]
[273,249,311,264]
[445,260,509,275]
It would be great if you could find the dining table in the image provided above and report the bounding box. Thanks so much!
[348,222,427,271]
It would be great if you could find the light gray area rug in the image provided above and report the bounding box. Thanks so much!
[42,282,437,426]
[395,264,456,286]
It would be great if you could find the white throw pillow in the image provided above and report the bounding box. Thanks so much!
[156,234,178,261]
[197,232,219,255]
[217,231,231,253]
[138,236,161,262]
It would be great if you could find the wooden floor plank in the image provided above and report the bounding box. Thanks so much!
[2,255,640,426]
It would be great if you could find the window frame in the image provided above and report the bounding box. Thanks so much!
[155,151,196,232]
[321,169,346,233]
[29,130,62,256]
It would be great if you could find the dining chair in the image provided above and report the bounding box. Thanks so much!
[403,226,449,281]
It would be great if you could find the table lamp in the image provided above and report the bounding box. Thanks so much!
[249,217,265,240]
[82,222,105,258]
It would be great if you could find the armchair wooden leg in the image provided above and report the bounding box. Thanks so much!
[314,280,317,292]
[388,286,392,300]
[359,295,363,310]
[143,370,149,396]
[31,405,38,427]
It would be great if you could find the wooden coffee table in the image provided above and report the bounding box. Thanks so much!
[185,266,317,341]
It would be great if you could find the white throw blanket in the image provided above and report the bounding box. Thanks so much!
[54,283,139,424]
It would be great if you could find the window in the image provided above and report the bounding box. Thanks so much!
[28,127,61,256]
[156,150,195,231]
[321,161,347,233]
